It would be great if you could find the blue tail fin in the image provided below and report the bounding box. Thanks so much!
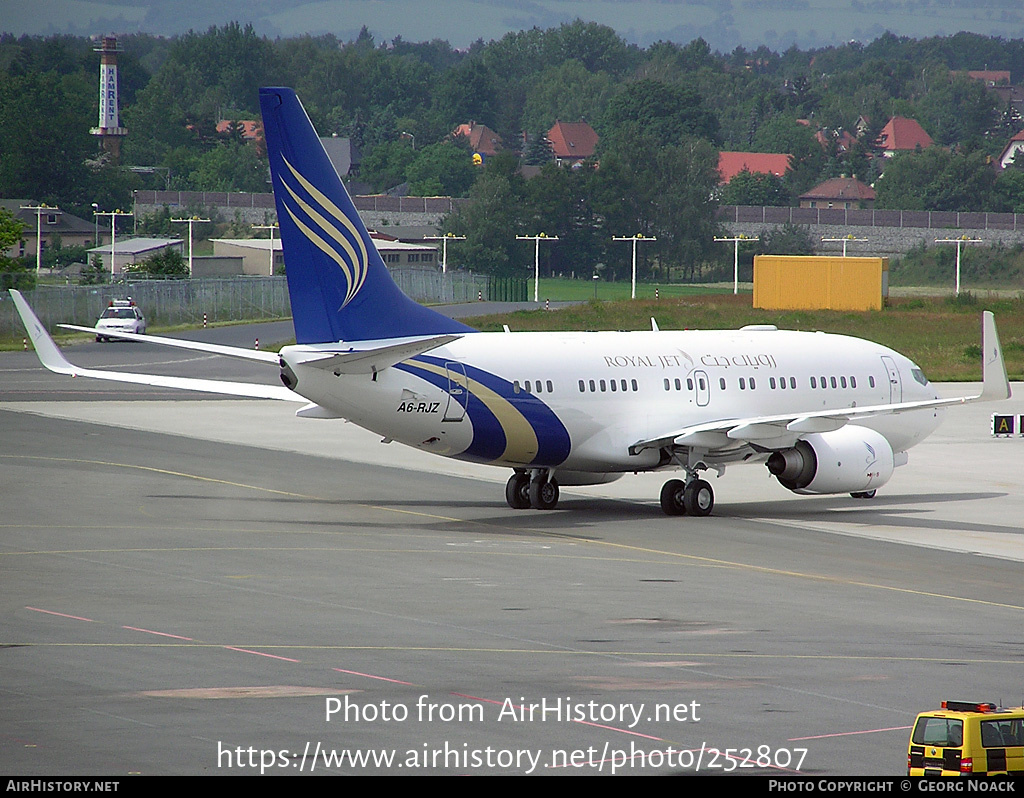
[259,87,475,344]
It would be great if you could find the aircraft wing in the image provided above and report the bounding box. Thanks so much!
[631,395,981,454]
[630,311,1011,455]
[10,289,303,402]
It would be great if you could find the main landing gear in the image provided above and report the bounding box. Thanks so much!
[659,475,714,517]
[505,469,559,510]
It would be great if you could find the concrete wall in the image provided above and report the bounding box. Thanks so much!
[191,256,245,277]
[719,206,1024,257]
[133,193,1024,258]
[133,191,469,229]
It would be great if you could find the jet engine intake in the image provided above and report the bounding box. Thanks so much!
[766,426,894,495]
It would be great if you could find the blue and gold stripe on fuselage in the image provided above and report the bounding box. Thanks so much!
[396,355,571,467]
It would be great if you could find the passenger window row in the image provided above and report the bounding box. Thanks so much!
[663,374,880,392]
[807,375,875,390]
[566,373,881,397]
[513,379,554,394]
[579,378,639,393]
[663,377,709,392]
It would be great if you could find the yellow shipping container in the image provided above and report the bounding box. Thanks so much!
[753,255,888,311]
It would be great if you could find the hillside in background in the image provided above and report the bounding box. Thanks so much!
[6,0,1024,51]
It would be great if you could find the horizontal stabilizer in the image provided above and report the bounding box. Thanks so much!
[58,324,280,364]
[10,290,301,402]
[292,334,461,374]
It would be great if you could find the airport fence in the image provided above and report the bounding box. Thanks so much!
[389,267,491,304]
[487,276,529,302]
[0,269,495,336]
[0,277,292,335]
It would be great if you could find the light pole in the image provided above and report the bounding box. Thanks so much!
[94,209,133,276]
[612,233,657,299]
[821,234,868,257]
[714,234,758,295]
[20,203,61,276]
[516,233,559,303]
[91,203,99,247]
[935,236,982,296]
[252,223,279,276]
[172,215,211,277]
[425,233,466,274]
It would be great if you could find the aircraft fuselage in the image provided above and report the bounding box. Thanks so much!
[281,328,944,477]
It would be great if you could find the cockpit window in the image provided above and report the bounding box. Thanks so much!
[911,368,929,386]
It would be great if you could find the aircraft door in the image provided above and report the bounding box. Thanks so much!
[880,355,902,403]
[693,369,710,407]
[443,361,468,422]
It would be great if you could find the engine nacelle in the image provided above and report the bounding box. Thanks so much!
[766,426,895,495]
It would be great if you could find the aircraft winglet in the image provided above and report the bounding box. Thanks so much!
[10,290,78,376]
[979,310,1011,401]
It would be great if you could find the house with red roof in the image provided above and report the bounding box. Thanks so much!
[546,120,599,167]
[717,151,791,183]
[960,71,1024,118]
[966,70,1012,87]
[999,129,1024,170]
[877,117,933,157]
[452,122,502,164]
[798,177,876,209]
[815,128,858,156]
[216,119,262,142]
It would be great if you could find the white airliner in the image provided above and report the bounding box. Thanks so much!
[11,87,1012,517]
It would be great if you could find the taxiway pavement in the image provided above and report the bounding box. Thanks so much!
[1,327,1022,776]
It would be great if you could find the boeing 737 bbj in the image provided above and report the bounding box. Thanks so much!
[11,87,1012,517]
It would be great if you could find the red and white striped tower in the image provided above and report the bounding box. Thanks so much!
[90,36,128,163]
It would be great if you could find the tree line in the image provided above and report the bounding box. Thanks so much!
[4,23,1024,279]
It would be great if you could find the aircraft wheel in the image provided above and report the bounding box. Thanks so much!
[683,479,714,517]
[850,490,877,499]
[505,473,530,509]
[529,478,559,510]
[659,479,686,516]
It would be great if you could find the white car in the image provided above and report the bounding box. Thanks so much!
[95,300,146,342]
